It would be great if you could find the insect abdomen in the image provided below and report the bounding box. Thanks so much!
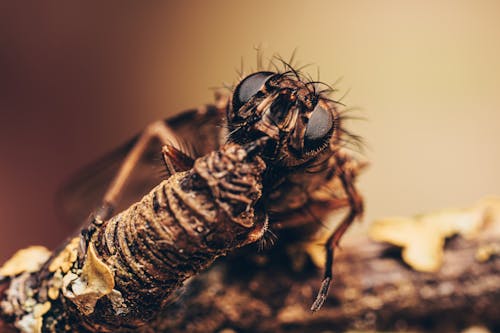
[89,143,266,329]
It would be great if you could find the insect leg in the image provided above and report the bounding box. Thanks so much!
[161,144,195,175]
[310,164,364,312]
[101,121,193,218]
[79,121,193,262]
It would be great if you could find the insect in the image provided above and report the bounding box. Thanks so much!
[53,58,365,323]
[224,66,365,311]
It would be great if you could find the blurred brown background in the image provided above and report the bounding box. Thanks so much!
[1,1,499,263]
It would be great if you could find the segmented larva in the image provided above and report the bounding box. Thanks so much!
[85,142,267,329]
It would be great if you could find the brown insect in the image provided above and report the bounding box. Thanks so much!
[57,59,365,320]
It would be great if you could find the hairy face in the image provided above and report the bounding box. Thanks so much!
[227,69,339,168]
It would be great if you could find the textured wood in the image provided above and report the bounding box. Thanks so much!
[143,229,500,333]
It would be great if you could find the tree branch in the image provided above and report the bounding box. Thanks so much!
[2,195,500,332]
[144,230,500,333]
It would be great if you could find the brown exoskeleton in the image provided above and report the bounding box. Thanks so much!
[57,60,365,316]
[225,67,365,310]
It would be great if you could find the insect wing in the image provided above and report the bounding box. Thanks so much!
[56,104,226,226]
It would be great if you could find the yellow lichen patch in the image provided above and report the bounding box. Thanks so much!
[15,313,42,333]
[47,270,63,300]
[33,301,51,318]
[48,286,60,301]
[370,216,460,272]
[477,196,500,230]
[422,207,486,239]
[14,302,50,333]
[49,237,80,273]
[63,243,115,315]
[304,241,325,269]
[476,243,500,262]
[370,197,500,272]
[0,246,51,277]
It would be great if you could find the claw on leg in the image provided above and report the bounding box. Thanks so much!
[162,144,195,176]
[311,276,331,312]
[310,165,363,312]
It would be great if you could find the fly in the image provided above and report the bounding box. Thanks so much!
[54,57,363,320]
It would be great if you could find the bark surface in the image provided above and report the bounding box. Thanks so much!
[143,230,500,333]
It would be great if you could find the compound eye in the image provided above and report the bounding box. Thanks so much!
[304,103,334,152]
[232,71,276,112]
